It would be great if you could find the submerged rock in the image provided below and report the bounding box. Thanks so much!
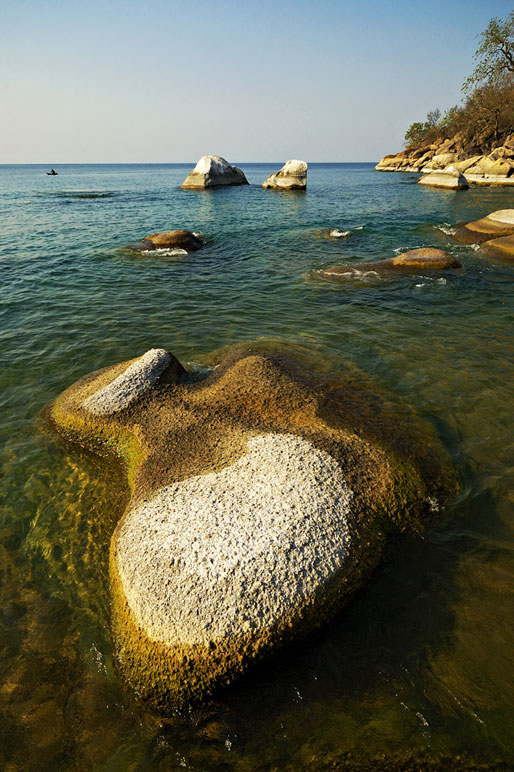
[320,248,461,280]
[142,230,203,251]
[418,167,469,190]
[129,229,204,254]
[181,155,248,189]
[48,342,456,707]
[454,209,514,244]
[482,234,514,262]
[262,160,308,190]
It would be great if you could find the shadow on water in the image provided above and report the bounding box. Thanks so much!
[150,488,513,772]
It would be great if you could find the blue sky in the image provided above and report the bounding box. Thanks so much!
[1,0,512,162]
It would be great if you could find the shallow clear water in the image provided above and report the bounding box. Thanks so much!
[1,163,514,770]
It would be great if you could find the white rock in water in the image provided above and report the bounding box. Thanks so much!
[114,433,352,646]
[418,167,468,190]
[83,348,172,416]
[181,155,249,189]
[263,160,308,190]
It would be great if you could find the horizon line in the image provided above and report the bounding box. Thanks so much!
[0,160,379,166]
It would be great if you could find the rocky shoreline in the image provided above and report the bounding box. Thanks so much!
[376,133,514,186]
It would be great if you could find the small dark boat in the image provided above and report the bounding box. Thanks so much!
[46,169,58,176]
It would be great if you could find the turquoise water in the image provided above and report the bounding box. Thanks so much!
[1,163,514,770]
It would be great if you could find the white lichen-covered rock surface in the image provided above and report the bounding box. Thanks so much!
[181,155,248,189]
[262,159,308,190]
[418,167,469,190]
[83,348,171,416]
[487,209,514,225]
[115,433,352,646]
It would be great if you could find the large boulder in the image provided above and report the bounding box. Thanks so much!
[181,155,248,189]
[320,248,461,280]
[422,153,459,173]
[450,155,484,173]
[418,167,468,190]
[262,160,308,190]
[454,209,514,244]
[130,230,203,253]
[48,342,456,708]
[465,155,514,179]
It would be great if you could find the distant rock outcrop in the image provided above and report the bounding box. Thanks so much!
[320,248,461,280]
[376,134,514,185]
[418,167,469,190]
[262,160,308,190]
[181,155,248,189]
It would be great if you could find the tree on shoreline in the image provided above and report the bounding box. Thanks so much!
[403,12,514,152]
[464,12,514,90]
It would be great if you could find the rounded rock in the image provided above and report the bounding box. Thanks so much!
[181,155,248,189]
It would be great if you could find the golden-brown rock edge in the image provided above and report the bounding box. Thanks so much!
[47,342,457,708]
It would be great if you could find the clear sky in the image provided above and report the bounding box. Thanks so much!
[1,0,512,162]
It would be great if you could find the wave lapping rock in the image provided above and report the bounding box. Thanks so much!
[142,230,203,251]
[320,248,461,280]
[262,160,308,190]
[48,343,456,707]
[181,155,248,189]
[481,234,514,262]
[454,209,514,244]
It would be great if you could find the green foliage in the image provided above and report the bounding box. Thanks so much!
[404,122,427,147]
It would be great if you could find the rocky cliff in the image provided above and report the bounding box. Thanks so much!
[376,133,514,185]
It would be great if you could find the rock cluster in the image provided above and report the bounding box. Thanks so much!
[454,209,514,261]
[376,134,514,185]
[181,155,248,189]
[320,248,461,280]
[48,342,455,707]
[262,160,308,190]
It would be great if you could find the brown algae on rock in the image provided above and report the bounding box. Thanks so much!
[454,209,514,244]
[48,342,457,708]
[320,248,461,281]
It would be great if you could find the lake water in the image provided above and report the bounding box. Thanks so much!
[1,163,514,771]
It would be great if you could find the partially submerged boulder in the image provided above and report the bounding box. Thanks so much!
[320,248,461,280]
[481,234,514,262]
[48,342,456,707]
[262,160,308,190]
[131,230,203,253]
[181,155,248,189]
[454,210,514,244]
[418,167,468,190]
